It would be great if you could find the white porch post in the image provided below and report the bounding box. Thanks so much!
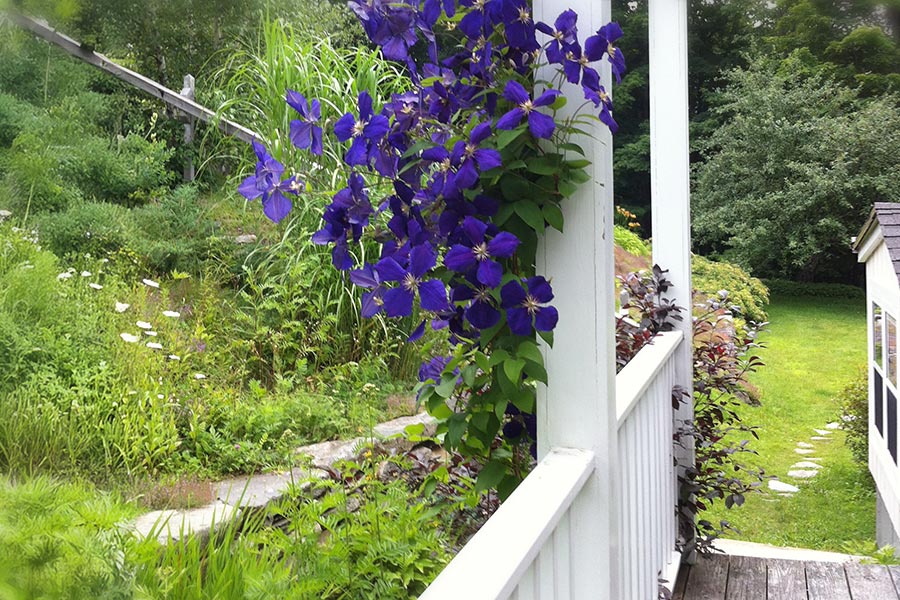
[649,0,694,554]
[535,0,619,596]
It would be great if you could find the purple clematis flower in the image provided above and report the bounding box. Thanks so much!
[500,276,559,336]
[536,10,578,65]
[583,85,618,134]
[238,141,302,224]
[375,243,449,317]
[286,90,323,155]
[450,122,502,189]
[372,3,418,61]
[502,0,539,50]
[496,80,561,139]
[350,263,387,318]
[562,43,603,89]
[444,216,519,288]
[586,22,626,83]
[458,0,504,40]
[334,91,391,167]
[332,172,373,226]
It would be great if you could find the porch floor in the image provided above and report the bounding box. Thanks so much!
[674,554,900,600]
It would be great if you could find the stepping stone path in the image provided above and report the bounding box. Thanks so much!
[131,412,436,544]
[773,422,843,496]
[769,480,800,493]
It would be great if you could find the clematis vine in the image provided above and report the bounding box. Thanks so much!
[237,0,628,491]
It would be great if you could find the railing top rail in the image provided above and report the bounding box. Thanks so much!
[616,330,684,427]
[420,448,594,600]
[6,12,260,145]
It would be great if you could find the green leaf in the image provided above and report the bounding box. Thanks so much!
[568,168,591,184]
[523,359,548,384]
[435,373,457,398]
[497,474,520,500]
[559,142,586,156]
[517,340,543,363]
[475,459,506,492]
[542,203,564,232]
[494,203,515,226]
[549,95,567,110]
[514,201,545,232]
[426,395,453,419]
[461,364,477,388]
[501,174,533,201]
[566,159,591,169]
[538,329,554,346]
[526,156,561,176]
[503,358,526,383]
[447,414,467,447]
[488,349,510,366]
[497,127,524,149]
[474,351,491,373]
[558,179,577,197]
[510,385,535,413]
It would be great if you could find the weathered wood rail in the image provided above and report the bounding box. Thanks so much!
[6,12,258,144]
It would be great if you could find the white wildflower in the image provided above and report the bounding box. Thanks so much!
[57,272,73,280]
[146,342,163,350]
[157,394,164,400]
[81,271,92,277]
[142,278,160,288]
[136,321,152,330]
[115,302,130,313]
[119,333,140,343]
[167,354,181,361]
[143,331,157,337]
[193,373,207,380]
[162,310,181,318]
[89,283,103,290]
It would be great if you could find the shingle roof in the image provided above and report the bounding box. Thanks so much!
[854,203,900,283]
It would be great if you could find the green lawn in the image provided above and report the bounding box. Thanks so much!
[706,294,874,552]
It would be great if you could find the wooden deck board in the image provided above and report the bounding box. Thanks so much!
[725,556,767,600]
[806,561,851,600]
[844,563,899,599]
[682,554,729,600]
[767,558,808,600]
[675,556,900,600]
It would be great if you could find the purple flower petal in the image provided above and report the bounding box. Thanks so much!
[474,148,502,171]
[497,107,525,130]
[527,276,554,302]
[534,89,562,107]
[408,319,427,341]
[470,122,493,144]
[238,175,263,200]
[263,190,293,223]
[361,289,384,317]
[466,299,500,329]
[527,111,556,139]
[507,306,532,335]
[383,287,414,317]
[534,306,559,331]
[477,259,503,288]
[334,113,356,141]
[502,80,530,104]
[501,280,527,308]
[410,243,437,277]
[365,114,390,140]
[376,257,408,282]
[487,232,519,257]
[419,279,449,312]
[445,245,478,272]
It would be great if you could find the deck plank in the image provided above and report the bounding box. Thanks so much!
[683,554,729,600]
[844,563,899,599]
[806,561,851,600]
[767,558,808,600]
[672,565,688,600]
[725,556,767,600]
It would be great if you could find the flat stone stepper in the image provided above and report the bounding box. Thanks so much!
[131,412,436,544]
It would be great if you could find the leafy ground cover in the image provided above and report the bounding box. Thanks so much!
[707,293,872,551]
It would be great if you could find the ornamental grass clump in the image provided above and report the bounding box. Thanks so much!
[238,0,626,495]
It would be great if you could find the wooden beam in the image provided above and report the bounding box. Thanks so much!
[6,12,259,145]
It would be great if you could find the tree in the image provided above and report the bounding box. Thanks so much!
[692,54,900,281]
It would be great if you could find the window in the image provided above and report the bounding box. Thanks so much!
[890,315,898,388]
[876,370,884,436]
[889,390,897,464]
[874,304,884,368]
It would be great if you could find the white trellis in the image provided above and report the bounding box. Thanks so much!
[421,0,692,597]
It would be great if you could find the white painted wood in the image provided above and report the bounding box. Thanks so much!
[533,0,619,596]
[648,0,694,557]
[616,336,682,599]
[420,449,593,600]
[616,331,683,425]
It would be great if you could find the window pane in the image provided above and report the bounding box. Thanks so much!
[875,304,884,368]
[889,314,897,388]
[876,369,884,436]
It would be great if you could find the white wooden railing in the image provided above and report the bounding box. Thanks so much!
[616,330,683,599]
[421,331,683,599]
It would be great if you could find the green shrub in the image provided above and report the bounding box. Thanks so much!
[838,369,869,465]
[614,224,650,257]
[38,201,136,258]
[763,278,865,300]
[692,254,770,323]
[0,476,134,600]
[0,93,37,147]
